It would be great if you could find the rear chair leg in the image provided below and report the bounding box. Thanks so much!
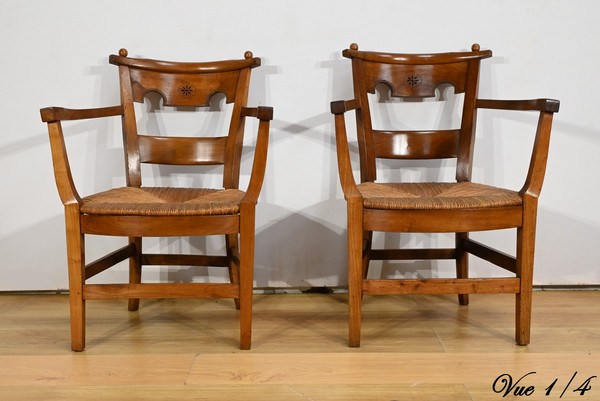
[226,233,241,310]
[128,237,142,311]
[362,231,372,280]
[455,232,469,306]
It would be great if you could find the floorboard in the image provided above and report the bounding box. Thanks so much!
[0,291,598,400]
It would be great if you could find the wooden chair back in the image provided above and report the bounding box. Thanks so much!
[109,49,261,189]
[343,43,492,182]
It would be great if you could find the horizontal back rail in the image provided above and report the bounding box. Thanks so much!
[343,48,492,65]
[138,135,227,165]
[110,54,260,74]
[127,70,241,106]
[362,62,470,97]
[373,129,459,159]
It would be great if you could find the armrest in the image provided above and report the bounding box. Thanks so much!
[476,98,559,198]
[40,105,125,206]
[242,106,273,205]
[40,105,124,122]
[476,98,559,113]
[241,106,273,121]
[43,119,81,206]
[330,99,360,115]
[330,100,361,200]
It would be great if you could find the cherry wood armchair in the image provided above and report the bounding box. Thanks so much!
[331,43,559,347]
[41,49,272,351]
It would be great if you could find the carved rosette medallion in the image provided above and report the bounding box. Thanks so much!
[178,83,196,97]
[405,74,422,87]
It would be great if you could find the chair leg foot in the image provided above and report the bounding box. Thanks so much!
[348,330,361,347]
[516,290,532,345]
[239,284,252,350]
[240,336,251,350]
[348,287,362,347]
[69,296,85,352]
[128,299,140,311]
[348,285,362,348]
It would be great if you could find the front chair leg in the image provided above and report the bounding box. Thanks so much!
[348,199,363,347]
[239,203,256,350]
[65,207,85,351]
[516,207,536,345]
[128,237,142,311]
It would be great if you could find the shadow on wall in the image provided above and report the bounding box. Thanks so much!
[1,202,597,291]
[0,214,68,290]
[533,207,600,285]
[159,204,600,287]
[253,200,347,288]
[4,50,600,290]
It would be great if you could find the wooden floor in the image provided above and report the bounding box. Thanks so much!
[0,291,599,400]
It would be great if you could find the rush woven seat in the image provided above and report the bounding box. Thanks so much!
[41,49,273,351]
[331,43,559,347]
[81,187,245,216]
[358,182,522,210]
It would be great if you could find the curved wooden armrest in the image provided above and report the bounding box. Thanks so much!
[242,107,273,204]
[40,106,123,207]
[476,98,559,113]
[40,105,124,123]
[519,109,557,198]
[331,100,361,200]
[476,98,559,198]
[330,99,360,115]
[43,120,82,206]
[241,106,273,121]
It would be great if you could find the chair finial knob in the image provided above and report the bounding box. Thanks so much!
[119,48,128,57]
[471,43,480,52]
[244,51,253,59]
[350,43,359,51]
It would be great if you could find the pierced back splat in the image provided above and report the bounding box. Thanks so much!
[343,43,491,181]
[109,49,261,186]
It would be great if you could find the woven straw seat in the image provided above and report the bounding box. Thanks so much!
[358,182,522,210]
[81,187,245,216]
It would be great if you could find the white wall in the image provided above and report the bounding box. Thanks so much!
[1,0,599,290]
